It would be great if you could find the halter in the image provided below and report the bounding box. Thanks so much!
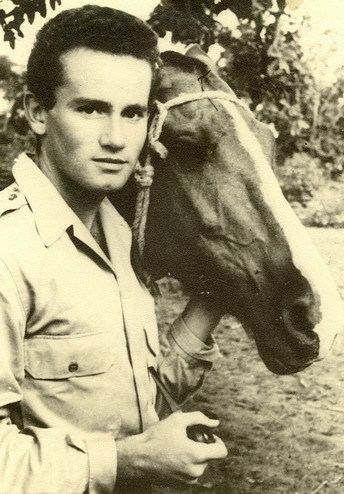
[132,89,250,272]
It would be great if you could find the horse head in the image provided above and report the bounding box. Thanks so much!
[114,47,344,375]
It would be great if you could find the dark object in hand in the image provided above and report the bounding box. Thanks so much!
[186,424,216,443]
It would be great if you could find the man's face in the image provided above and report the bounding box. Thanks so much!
[40,48,152,195]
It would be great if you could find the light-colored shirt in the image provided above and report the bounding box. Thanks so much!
[0,153,220,494]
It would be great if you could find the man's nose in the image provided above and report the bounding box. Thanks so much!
[99,116,125,149]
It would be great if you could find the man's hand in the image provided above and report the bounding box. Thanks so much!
[116,411,227,485]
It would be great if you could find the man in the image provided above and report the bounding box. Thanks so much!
[0,5,227,493]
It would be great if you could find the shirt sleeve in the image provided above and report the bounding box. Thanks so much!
[0,259,117,494]
[156,313,221,416]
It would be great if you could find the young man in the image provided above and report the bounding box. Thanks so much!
[0,5,227,493]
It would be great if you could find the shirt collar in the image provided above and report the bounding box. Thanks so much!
[12,153,82,247]
[12,153,133,278]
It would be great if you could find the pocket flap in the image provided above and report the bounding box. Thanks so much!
[24,332,114,379]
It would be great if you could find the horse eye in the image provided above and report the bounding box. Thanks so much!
[169,139,207,167]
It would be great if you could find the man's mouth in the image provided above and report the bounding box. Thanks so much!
[93,158,127,165]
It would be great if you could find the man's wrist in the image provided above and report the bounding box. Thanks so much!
[116,432,147,483]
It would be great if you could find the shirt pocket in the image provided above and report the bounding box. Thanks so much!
[24,331,115,379]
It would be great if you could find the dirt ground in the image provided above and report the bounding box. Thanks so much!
[154,228,344,494]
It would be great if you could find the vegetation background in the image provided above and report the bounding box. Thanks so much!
[0,1,344,493]
[1,0,344,226]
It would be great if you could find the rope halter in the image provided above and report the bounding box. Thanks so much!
[132,89,250,281]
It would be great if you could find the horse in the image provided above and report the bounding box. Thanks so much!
[111,45,344,376]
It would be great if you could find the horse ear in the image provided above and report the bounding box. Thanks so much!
[184,44,219,74]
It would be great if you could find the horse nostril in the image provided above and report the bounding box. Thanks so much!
[282,297,320,346]
[288,301,314,332]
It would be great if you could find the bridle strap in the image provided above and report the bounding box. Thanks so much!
[149,90,249,146]
[163,90,248,111]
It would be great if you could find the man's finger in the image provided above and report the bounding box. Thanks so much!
[181,411,220,428]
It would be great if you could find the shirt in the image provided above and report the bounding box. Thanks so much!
[0,153,220,494]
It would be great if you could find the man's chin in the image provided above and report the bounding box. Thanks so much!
[86,178,132,195]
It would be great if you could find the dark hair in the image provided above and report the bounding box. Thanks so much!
[27,4,160,109]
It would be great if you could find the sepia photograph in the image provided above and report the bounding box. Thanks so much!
[0,0,343,493]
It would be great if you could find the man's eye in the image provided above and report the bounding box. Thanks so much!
[77,106,106,117]
[123,108,145,121]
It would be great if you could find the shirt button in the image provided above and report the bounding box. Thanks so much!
[68,361,79,372]
[9,193,17,200]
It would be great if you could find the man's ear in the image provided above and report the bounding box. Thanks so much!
[24,91,48,136]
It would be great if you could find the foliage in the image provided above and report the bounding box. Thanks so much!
[0,57,33,189]
[275,152,324,206]
[0,0,61,48]
[148,1,286,48]
[311,209,344,228]
[308,71,344,180]
[222,14,318,160]
[294,178,344,228]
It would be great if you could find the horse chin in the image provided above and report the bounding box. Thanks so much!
[239,322,317,375]
[259,354,313,375]
[254,341,315,375]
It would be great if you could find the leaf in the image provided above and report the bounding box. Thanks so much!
[3,29,16,49]
[18,1,36,24]
[26,8,36,24]
[50,0,58,10]
[37,0,47,18]
[0,9,6,26]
